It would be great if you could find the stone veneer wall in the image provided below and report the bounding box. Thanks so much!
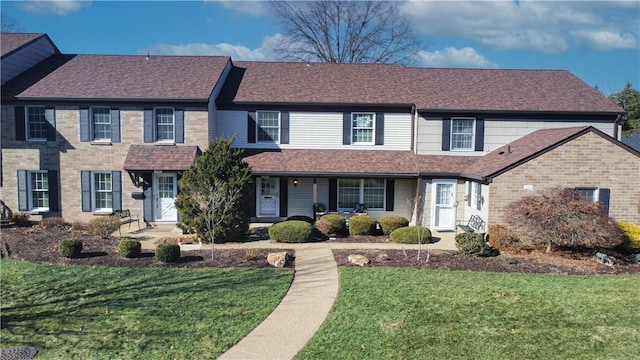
[489,132,640,225]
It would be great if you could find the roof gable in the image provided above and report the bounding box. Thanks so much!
[1,33,59,58]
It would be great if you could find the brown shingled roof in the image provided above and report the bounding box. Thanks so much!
[123,145,200,171]
[1,33,55,58]
[17,54,230,101]
[415,155,479,176]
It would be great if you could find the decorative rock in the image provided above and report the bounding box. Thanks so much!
[267,251,293,268]
[0,346,38,359]
[348,254,370,267]
[631,254,640,263]
[593,252,617,267]
[375,253,390,262]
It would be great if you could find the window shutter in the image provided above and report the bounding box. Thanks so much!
[329,179,338,211]
[476,183,482,210]
[599,188,611,215]
[48,170,59,212]
[15,107,25,141]
[467,182,472,207]
[280,111,290,144]
[475,119,485,152]
[143,109,153,143]
[111,109,121,142]
[175,109,184,143]
[142,173,153,223]
[79,108,90,141]
[81,171,91,212]
[247,112,256,143]
[17,170,28,211]
[375,112,384,145]
[45,108,56,141]
[343,112,351,145]
[385,179,395,211]
[279,177,288,217]
[112,171,122,212]
[441,118,451,151]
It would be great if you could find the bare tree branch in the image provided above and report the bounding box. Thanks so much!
[1,13,21,32]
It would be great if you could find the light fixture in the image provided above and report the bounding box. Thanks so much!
[293,179,299,187]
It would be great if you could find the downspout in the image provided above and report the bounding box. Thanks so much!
[613,114,622,141]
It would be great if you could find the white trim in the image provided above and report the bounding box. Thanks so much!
[27,170,49,212]
[154,107,175,143]
[431,179,457,231]
[337,178,385,211]
[256,110,281,144]
[153,173,178,222]
[351,112,376,145]
[450,117,475,151]
[257,177,280,217]
[92,171,113,213]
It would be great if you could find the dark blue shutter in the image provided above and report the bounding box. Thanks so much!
[280,111,290,144]
[442,118,451,151]
[45,108,56,141]
[143,109,153,143]
[343,112,351,145]
[175,109,184,143]
[467,182,472,207]
[247,112,256,143]
[48,170,59,212]
[81,171,91,212]
[375,112,384,145]
[15,107,25,141]
[79,108,90,142]
[111,109,121,142]
[475,119,484,152]
[143,173,153,223]
[385,179,394,211]
[279,177,288,217]
[329,179,338,211]
[599,188,611,215]
[112,171,122,212]
[17,170,28,211]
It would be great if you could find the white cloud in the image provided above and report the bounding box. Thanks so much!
[18,0,90,16]
[415,47,498,68]
[212,1,269,17]
[570,30,637,50]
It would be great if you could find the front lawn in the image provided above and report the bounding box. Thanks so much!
[0,259,293,359]
[297,267,640,359]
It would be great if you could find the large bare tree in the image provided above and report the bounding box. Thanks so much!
[1,13,21,32]
[269,1,423,65]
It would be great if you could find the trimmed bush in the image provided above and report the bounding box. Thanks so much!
[390,226,432,244]
[349,215,377,236]
[39,217,68,230]
[118,239,142,258]
[316,214,347,236]
[455,232,487,255]
[619,222,640,253]
[487,224,521,251]
[58,238,83,258]
[88,216,121,239]
[155,243,181,262]
[269,220,313,243]
[286,215,315,224]
[379,216,409,235]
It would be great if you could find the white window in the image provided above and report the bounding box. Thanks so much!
[257,111,280,143]
[352,113,375,144]
[451,117,475,151]
[155,108,175,141]
[576,188,597,202]
[94,172,113,211]
[338,178,385,210]
[472,182,482,210]
[26,106,47,140]
[92,107,111,140]
[29,171,49,211]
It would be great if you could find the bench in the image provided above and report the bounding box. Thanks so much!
[112,209,140,235]
[457,215,486,236]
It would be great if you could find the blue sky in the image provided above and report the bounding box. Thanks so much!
[3,0,639,95]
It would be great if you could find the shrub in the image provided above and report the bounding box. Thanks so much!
[58,238,83,258]
[88,216,121,239]
[348,215,377,236]
[316,214,347,236]
[155,243,181,262]
[505,187,624,252]
[379,216,410,235]
[455,232,487,255]
[118,239,142,258]
[269,220,313,243]
[619,222,640,253]
[487,224,521,251]
[286,215,315,224]
[390,226,432,244]
[39,217,68,230]
[12,212,30,227]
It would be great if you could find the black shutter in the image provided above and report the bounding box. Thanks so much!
[279,177,288,217]
[15,107,25,141]
[467,182,472,207]
[112,171,122,212]
[343,112,351,145]
[247,112,256,143]
[142,173,153,223]
[111,109,121,142]
[79,108,90,142]
[81,171,91,212]
[48,170,59,212]
[385,179,395,211]
[143,109,153,143]
[599,188,611,215]
[175,109,184,143]
[17,170,28,211]
[442,118,451,151]
[329,179,338,211]
[375,112,384,145]
[280,111,290,144]
[45,108,56,141]
[475,119,485,152]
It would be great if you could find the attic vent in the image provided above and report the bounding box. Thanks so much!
[146,53,150,60]
[499,144,512,156]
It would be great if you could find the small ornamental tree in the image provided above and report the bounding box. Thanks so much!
[175,137,253,258]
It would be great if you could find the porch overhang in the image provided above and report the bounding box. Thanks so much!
[123,145,200,172]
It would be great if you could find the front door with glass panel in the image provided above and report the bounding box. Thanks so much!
[153,173,177,222]
[258,178,279,217]
[432,180,456,231]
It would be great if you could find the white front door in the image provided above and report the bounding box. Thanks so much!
[258,177,279,217]
[153,173,177,222]
[432,180,456,231]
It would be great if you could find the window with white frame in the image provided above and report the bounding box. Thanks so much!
[257,111,280,142]
[30,171,49,210]
[338,178,385,210]
[473,182,482,210]
[27,106,47,140]
[352,113,375,144]
[451,118,475,151]
[93,172,113,211]
[576,188,597,202]
[155,108,175,141]
[92,107,111,140]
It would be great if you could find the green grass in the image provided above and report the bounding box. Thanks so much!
[1,259,293,359]
[297,268,640,360]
